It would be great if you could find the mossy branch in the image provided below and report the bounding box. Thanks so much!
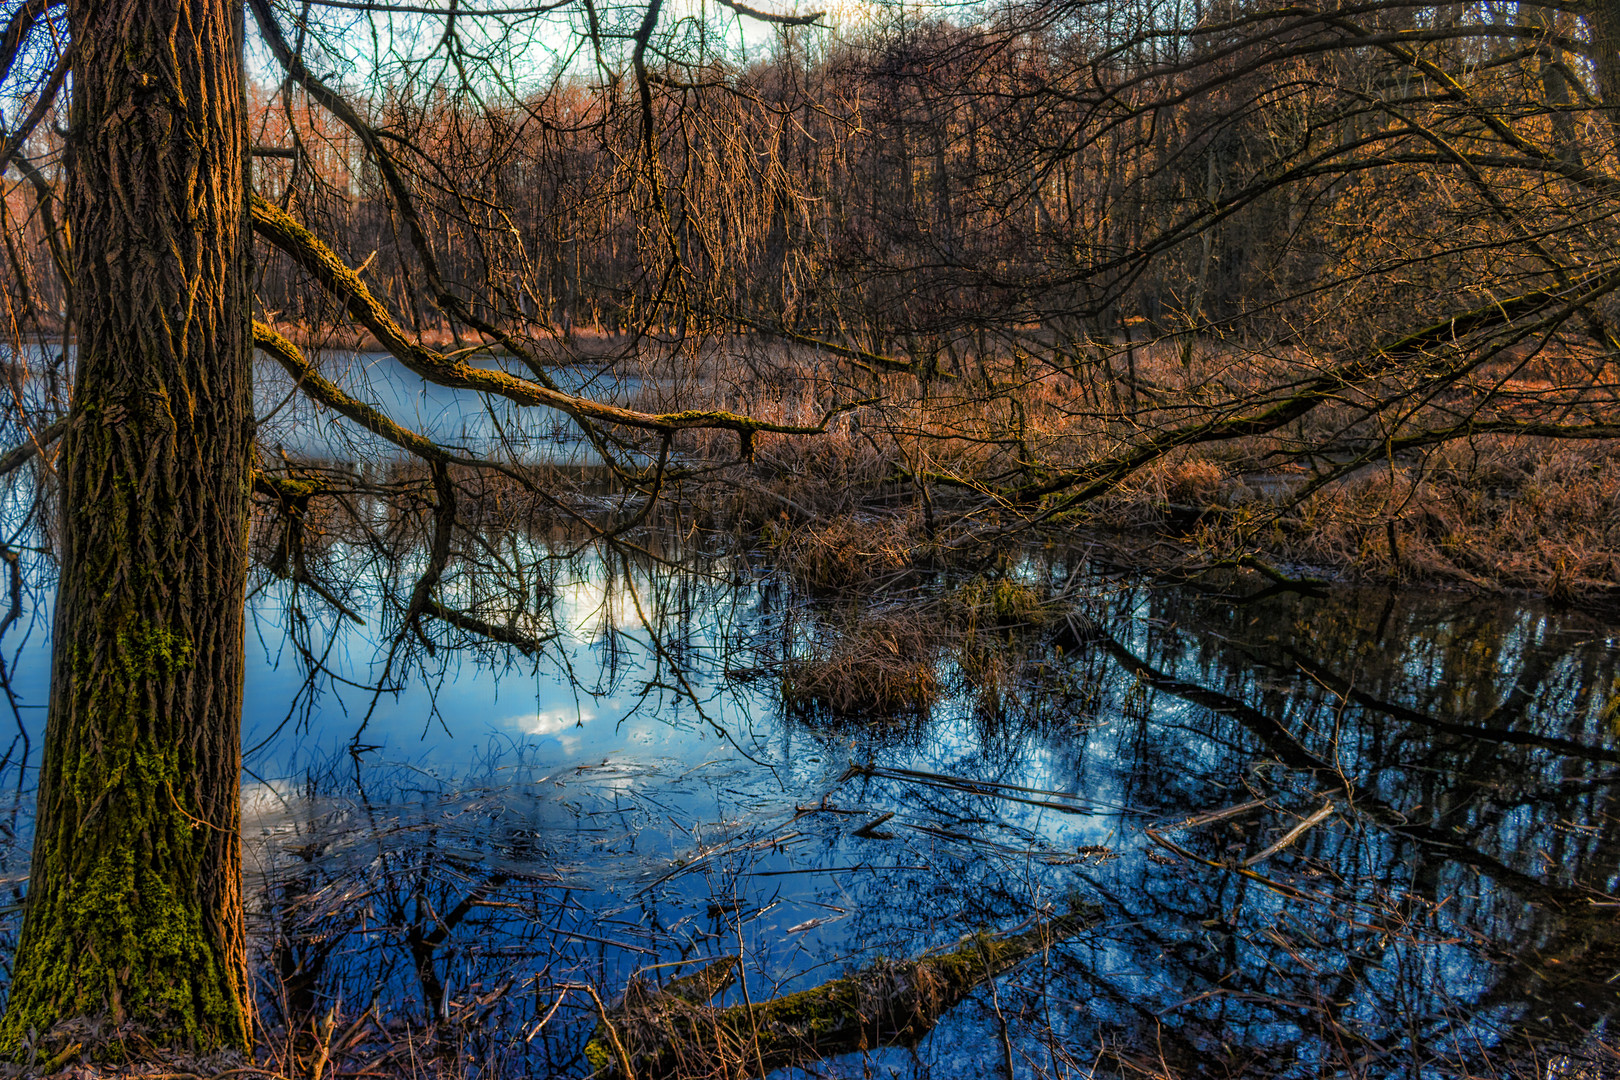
[250,198,859,439]
[246,0,588,397]
[255,324,558,650]
[254,322,450,463]
[584,905,1097,1079]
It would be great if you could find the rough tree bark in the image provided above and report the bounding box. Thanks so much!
[0,0,253,1055]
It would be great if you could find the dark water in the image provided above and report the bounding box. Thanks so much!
[0,535,1613,1078]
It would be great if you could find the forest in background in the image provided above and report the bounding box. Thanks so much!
[4,0,1619,603]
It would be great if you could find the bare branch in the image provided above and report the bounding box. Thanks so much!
[251,198,858,437]
[710,0,823,26]
[0,43,70,177]
[0,415,65,477]
[0,0,49,88]
[296,0,570,14]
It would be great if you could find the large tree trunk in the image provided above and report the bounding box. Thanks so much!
[0,0,253,1055]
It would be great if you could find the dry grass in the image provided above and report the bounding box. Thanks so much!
[948,576,1050,629]
[754,566,1086,723]
[779,607,945,719]
[248,324,1620,605]
[768,514,920,593]
[1065,432,1620,603]
[1216,438,1620,600]
[1149,457,1230,506]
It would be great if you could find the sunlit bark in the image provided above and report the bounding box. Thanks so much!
[0,0,253,1052]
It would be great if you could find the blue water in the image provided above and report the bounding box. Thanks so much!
[0,463,1613,1075]
[254,349,648,464]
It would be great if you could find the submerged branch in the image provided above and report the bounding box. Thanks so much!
[418,598,552,656]
[585,905,1097,1080]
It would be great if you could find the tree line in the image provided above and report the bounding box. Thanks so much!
[218,2,1619,361]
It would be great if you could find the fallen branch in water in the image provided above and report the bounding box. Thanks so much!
[1244,799,1337,867]
[584,904,1099,1079]
[841,762,1097,815]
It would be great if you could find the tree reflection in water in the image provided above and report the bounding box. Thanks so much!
[0,542,1615,1078]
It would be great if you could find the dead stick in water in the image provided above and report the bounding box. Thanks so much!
[1244,800,1336,867]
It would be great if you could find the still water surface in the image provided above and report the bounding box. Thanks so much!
[0,350,1614,1074]
[0,539,1613,1077]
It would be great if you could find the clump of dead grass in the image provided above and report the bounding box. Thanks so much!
[1155,458,1230,505]
[780,608,946,718]
[950,575,1050,629]
[1082,453,1245,532]
[770,515,920,593]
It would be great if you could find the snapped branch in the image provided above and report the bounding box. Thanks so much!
[710,0,824,25]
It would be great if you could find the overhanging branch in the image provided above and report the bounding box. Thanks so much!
[251,198,857,439]
[1003,269,1620,510]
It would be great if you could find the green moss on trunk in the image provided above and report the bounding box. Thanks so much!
[0,0,254,1056]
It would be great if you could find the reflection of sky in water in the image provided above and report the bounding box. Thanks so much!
[0,527,1615,1075]
[253,350,643,465]
[235,562,1620,1076]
